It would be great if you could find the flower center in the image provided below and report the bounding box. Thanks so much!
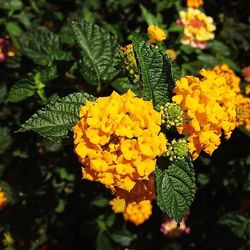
[189,19,205,29]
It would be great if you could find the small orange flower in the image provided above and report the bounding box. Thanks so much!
[0,190,7,209]
[242,66,250,82]
[147,25,167,43]
[186,0,203,8]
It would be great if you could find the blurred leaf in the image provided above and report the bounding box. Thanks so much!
[96,232,113,250]
[6,22,22,37]
[110,229,137,247]
[168,23,183,33]
[19,92,95,142]
[0,127,12,154]
[219,212,250,240]
[156,157,196,222]
[207,40,231,57]
[132,36,174,109]
[91,196,109,207]
[55,199,65,213]
[0,0,23,10]
[140,5,159,25]
[197,54,220,67]
[70,20,120,91]
[0,181,14,204]
[0,83,7,103]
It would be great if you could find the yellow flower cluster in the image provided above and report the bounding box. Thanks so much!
[235,94,250,131]
[110,198,152,225]
[173,69,236,159]
[147,25,167,43]
[186,0,203,8]
[209,64,241,93]
[73,90,167,192]
[179,8,216,49]
[0,190,7,209]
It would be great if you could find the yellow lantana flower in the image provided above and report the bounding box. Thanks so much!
[124,200,152,225]
[73,90,167,192]
[186,0,203,8]
[208,64,241,94]
[179,8,216,49]
[147,25,167,43]
[173,69,236,159]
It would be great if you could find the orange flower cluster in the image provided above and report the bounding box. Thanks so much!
[173,68,236,159]
[209,64,241,93]
[73,90,166,192]
[110,197,152,225]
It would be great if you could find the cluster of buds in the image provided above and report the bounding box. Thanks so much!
[160,102,184,129]
[121,44,139,82]
[164,138,189,161]
[0,36,15,62]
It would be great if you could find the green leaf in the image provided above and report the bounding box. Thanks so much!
[96,232,113,250]
[70,20,120,91]
[132,36,174,109]
[7,78,36,103]
[218,212,250,240]
[19,92,95,142]
[20,28,66,66]
[6,22,22,37]
[7,66,58,103]
[0,181,14,204]
[156,157,196,222]
[0,127,12,154]
[110,229,137,247]
[140,5,159,25]
[0,0,23,10]
[91,196,109,207]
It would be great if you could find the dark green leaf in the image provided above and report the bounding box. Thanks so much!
[219,212,250,240]
[19,92,95,142]
[132,36,174,109]
[70,20,120,91]
[0,127,12,154]
[20,28,66,66]
[156,157,196,222]
[7,78,36,103]
[110,229,137,247]
[96,232,113,250]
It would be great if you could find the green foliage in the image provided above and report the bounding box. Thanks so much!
[132,36,174,109]
[7,66,58,103]
[70,20,121,91]
[219,212,250,240]
[0,127,12,154]
[20,28,72,66]
[156,157,196,222]
[19,92,95,142]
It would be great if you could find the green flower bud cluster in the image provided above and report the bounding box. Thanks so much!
[165,139,188,161]
[160,102,184,129]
